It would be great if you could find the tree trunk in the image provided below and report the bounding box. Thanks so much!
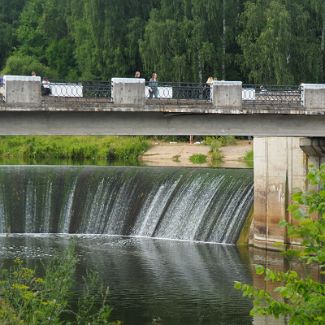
[222,0,226,80]
[321,18,325,82]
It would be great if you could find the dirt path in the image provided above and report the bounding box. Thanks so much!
[141,140,252,168]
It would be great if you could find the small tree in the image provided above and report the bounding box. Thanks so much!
[0,244,120,324]
[235,164,325,324]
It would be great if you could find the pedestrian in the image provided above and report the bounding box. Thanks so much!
[134,71,141,78]
[203,76,214,100]
[148,72,158,99]
[31,71,37,77]
[41,77,51,96]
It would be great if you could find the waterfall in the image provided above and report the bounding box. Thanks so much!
[0,166,253,243]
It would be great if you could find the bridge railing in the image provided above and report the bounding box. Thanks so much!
[242,84,302,107]
[42,81,112,101]
[38,80,304,107]
[145,81,211,101]
[43,80,211,102]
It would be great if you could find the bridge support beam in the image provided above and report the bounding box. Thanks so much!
[253,137,307,249]
[300,138,325,168]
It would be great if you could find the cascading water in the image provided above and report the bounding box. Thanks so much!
[0,166,253,243]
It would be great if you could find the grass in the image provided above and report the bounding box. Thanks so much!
[0,136,150,164]
[189,153,207,164]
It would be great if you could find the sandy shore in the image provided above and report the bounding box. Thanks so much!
[141,140,252,168]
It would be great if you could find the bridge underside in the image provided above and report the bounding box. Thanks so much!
[0,111,324,137]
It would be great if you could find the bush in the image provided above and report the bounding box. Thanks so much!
[0,244,120,324]
[1,53,56,78]
[189,153,207,164]
[235,164,325,324]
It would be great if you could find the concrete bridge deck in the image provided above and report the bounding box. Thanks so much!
[0,76,324,137]
[0,96,320,115]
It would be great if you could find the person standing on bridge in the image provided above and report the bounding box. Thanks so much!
[148,72,158,99]
[134,71,141,78]
[203,76,214,100]
[41,77,51,96]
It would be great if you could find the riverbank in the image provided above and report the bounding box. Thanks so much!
[0,136,150,165]
[141,140,253,168]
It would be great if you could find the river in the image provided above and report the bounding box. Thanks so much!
[0,165,283,324]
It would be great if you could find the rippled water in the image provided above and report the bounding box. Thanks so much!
[0,235,258,325]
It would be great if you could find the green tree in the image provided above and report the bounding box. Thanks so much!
[68,0,157,80]
[238,0,321,84]
[235,164,325,324]
[308,0,325,82]
[1,53,54,77]
[140,0,244,82]
[0,0,27,70]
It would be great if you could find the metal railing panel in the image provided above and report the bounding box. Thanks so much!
[145,82,211,101]
[242,84,302,107]
[42,81,112,101]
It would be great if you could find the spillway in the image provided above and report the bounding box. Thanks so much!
[0,166,253,243]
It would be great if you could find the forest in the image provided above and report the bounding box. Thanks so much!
[1,0,324,84]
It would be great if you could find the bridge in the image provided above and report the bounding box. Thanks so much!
[0,76,324,137]
[1,75,325,249]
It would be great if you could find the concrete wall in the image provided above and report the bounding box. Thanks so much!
[4,75,41,104]
[112,78,145,105]
[212,81,242,109]
[253,137,307,249]
[302,84,325,110]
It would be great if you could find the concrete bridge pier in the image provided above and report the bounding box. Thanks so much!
[252,84,325,249]
[252,137,307,249]
[253,136,325,249]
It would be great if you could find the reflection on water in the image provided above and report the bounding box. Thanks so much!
[0,235,256,325]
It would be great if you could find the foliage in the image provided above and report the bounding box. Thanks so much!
[203,136,236,147]
[0,244,120,324]
[2,1,324,83]
[244,149,253,168]
[238,0,324,84]
[1,53,54,77]
[0,136,150,164]
[189,153,207,164]
[0,0,27,70]
[235,164,325,324]
[203,136,236,165]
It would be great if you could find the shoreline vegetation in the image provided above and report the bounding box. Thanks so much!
[0,136,150,165]
[0,135,253,168]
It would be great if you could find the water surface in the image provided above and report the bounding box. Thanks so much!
[0,235,255,325]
